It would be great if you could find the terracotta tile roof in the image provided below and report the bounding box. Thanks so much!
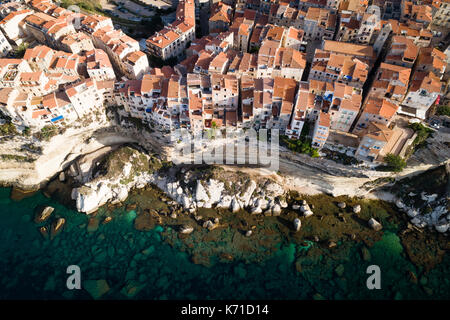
[363,121,394,142]
[323,40,375,61]
[42,91,70,109]
[318,111,330,127]
[0,9,32,25]
[364,97,398,119]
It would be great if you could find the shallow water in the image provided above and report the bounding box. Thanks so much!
[0,187,448,300]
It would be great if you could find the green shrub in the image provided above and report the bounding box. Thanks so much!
[35,125,59,141]
[436,105,450,116]
[384,153,407,172]
[408,122,433,149]
[0,122,17,136]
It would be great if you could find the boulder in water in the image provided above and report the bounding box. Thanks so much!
[84,279,110,300]
[102,216,112,225]
[34,206,54,223]
[87,217,99,233]
[50,218,65,239]
[179,225,194,234]
[39,226,49,239]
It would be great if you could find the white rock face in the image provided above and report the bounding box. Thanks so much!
[251,205,262,214]
[304,210,314,218]
[265,182,284,197]
[240,180,257,207]
[294,218,301,231]
[396,200,405,209]
[217,195,232,209]
[300,204,310,213]
[231,198,240,213]
[272,204,281,216]
[207,179,225,205]
[73,182,113,214]
[116,187,128,202]
[338,202,346,209]
[435,223,449,233]
[407,209,418,218]
[279,198,288,208]
[195,181,209,203]
[180,225,194,234]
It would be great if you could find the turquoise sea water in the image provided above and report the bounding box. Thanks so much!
[0,187,448,300]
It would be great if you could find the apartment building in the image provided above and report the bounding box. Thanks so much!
[146,0,195,61]
[211,73,239,109]
[355,121,395,162]
[0,30,12,57]
[123,50,150,80]
[432,0,450,28]
[65,78,104,117]
[60,32,94,54]
[385,35,419,68]
[353,96,398,133]
[312,111,331,149]
[336,11,360,42]
[284,27,305,51]
[369,62,411,103]
[286,82,312,139]
[309,50,369,88]
[399,71,441,119]
[272,47,307,81]
[86,49,115,81]
[322,40,375,68]
[0,9,33,45]
[329,83,362,132]
[268,76,297,132]
[208,1,232,34]
[303,7,337,41]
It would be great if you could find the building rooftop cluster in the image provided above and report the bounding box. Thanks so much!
[0,0,448,164]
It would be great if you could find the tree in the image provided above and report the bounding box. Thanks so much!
[436,105,450,116]
[384,154,407,172]
[0,122,17,136]
[14,42,28,58]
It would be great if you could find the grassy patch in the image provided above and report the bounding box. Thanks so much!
[34,125,60,141]
[60,0,103,14]
[0,154,35,163]
[280,135,319,158]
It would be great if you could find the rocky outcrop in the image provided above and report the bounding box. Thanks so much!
[71,147,288,216]
[377,163,450,236]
